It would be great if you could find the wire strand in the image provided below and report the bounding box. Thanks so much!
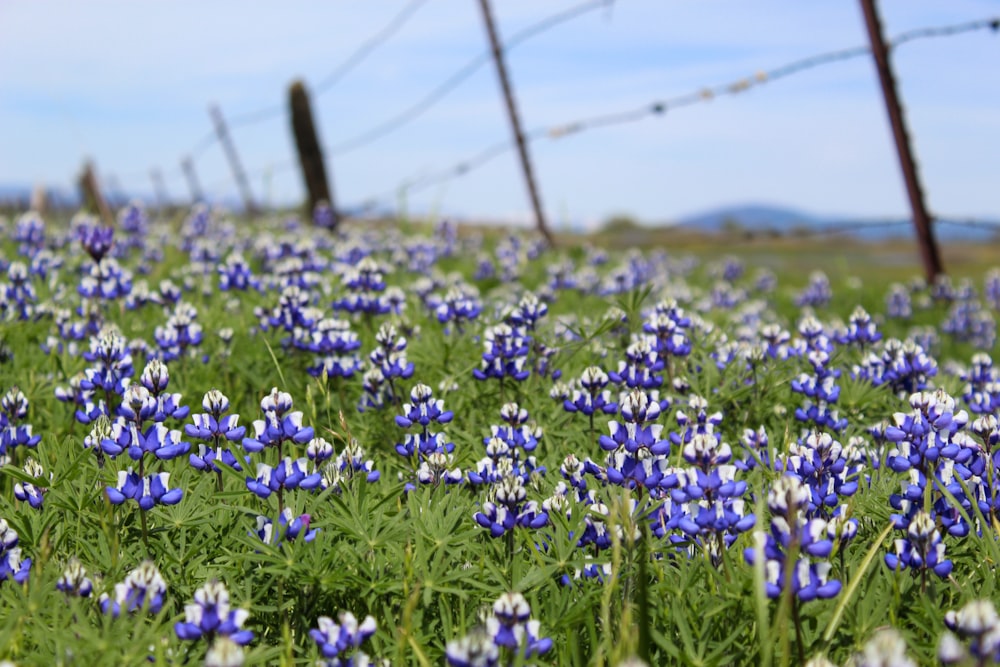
[325,0,614,156]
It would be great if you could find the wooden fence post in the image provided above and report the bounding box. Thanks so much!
[289,80,338,229]
[208,104,258,215]
[78,161,114,225]
[859,0,943,280]
[477,0,554,248]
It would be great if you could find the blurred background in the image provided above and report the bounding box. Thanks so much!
[1,0,997,234]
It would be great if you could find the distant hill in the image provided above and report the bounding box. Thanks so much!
[673,202,1000,244]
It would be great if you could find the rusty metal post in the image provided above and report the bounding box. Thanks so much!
[859,0,943,280]
[181,157,204,204]
[477,0,554,248]
[78,161,114,225]
[289,80,338,229]
[208,104,258,215]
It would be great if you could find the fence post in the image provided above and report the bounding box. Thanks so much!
[859,0,943,281]
[181,157,205,205]
[208,104,258,215]
[477,0,555,248]
[78,161,114,225]
[289,80,338,228]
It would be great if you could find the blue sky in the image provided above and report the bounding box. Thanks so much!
[1,1,997,228]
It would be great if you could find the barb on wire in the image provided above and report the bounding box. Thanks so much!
[326,0,614,156]
[348,14,997,213]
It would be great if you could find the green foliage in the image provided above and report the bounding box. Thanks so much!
[0,218,997,666]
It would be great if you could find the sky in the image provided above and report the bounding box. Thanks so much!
[1,0,998,229]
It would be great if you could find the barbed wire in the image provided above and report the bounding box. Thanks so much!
[202,0,614,200]
[349,14,998,213]
[324,0,615,156]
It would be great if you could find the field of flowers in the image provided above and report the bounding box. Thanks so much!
[1,203,1000,666]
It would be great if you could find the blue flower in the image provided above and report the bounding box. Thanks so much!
[743,476,841,602]
[0,387,41,460]
[175,580,253,646]
[100,561,166,616]
[242,388,315,455]
[472,323,530,382]
[309,611,377,661]
[0,518,31,585]
[484,592,553,657]
[253,508,317,546]
[76,218,115,262]
[106,470,183,510]
[446,627,499,667]
[56,557,93,597]
[562,366,618,417]
[884,510,952,578]
[940,600,1000,665]
[246,458,322,498]
[13,458,48,510]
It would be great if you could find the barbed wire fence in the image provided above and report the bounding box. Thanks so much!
[97,6,999,249]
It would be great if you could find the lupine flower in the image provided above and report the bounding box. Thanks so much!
[106,469,183,510]
[853,338,937,397]
[474,475,548,537]
[56,557,93,597]
[885,283,912,319]
[416,452,463,486]
[13,458,48,509]
[744,476,841,602]
[609,337,663,390]
[429,284,482,333]
[79,327,134,401]
[205,636,246,667]
[368,323,414,388]
[562,366,618,418]
[472,323,530,382]
[253,508,317,546]
[218,252,260,292]
[485,592,553,657]
[0,387,41,462]
[394,384,454,461]
[334,256,391,316]
[175,580,253,645]
[155,302,204,362]
[78,257,133,301]
[1,262,37,321]
[137,358,189,421]
[242,388,315,455]
[245,458,322,498]
[13,211,45,257]
[305,318,362,380]
[446,627,500,667]
[76,218,115,262]
[939,599,1000,665]
[835,306,882,347]
[187,390,246,474]
[961,354,1000,415]
[320,438,380,492]
[99,561,167,616]
[884,510,952,578]
[795,271,832,307]
[0,518,31,585]
[848,629,916,667]
[309,611,377,661]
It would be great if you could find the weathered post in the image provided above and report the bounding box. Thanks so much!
[208,104,258,215]
[859,0,943,280]
[78,161,114,225]
[477,0,554,248]
[289,79,338,229]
